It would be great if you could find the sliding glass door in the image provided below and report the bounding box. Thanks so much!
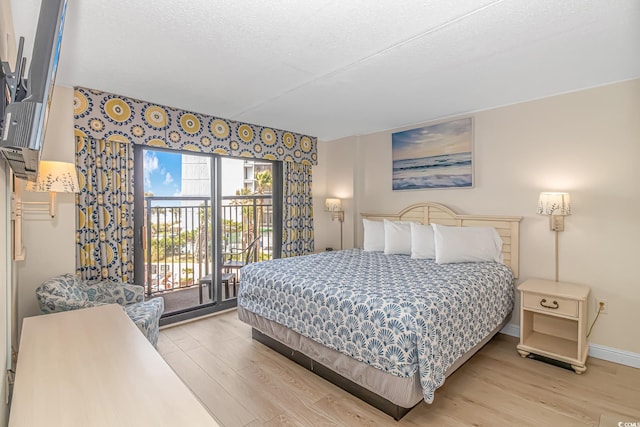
[133,147,280,324]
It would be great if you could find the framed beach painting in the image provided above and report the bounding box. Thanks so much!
[392,117,473,190]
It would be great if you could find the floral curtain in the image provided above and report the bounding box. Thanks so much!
[282,161,314,257]
[75,136,134,282]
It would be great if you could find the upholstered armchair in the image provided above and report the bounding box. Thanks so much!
[35,273,164,347]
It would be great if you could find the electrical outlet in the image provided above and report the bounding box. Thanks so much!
[596,298,608,314]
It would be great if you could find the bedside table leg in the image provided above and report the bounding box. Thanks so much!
[571,364,587,374]
[517,348,530,358]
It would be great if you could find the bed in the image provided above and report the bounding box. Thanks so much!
[237,202,522,419]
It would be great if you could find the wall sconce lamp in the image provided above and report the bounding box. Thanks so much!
[12,160,80,219]
[537,192,572,282]
[325,197,344,250]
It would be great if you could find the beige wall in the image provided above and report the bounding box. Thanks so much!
[313,136,358,252]
[314,79,640,355]
[16,85,76,329]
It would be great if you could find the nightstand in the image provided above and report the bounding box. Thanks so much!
[516,278,590,373]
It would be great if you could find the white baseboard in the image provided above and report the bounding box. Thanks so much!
[499,324,640,369]
[500,323,520,338]
[588,343,640,369]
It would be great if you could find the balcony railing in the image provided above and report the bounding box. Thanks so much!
[144,194,273,298]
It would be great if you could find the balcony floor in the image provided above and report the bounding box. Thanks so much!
[157,283,237,314]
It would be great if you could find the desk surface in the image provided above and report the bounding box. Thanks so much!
[9,304,220,427]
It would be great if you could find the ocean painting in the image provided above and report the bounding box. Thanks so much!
[392,118,473,190]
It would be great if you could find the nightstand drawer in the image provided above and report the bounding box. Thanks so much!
[522,293,578,317]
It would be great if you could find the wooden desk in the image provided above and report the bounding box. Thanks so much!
[9,305,220,426]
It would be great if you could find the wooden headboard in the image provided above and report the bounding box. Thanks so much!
[361,202,523,278]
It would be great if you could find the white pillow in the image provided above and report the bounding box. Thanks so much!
[432,224,503,264]
[410,222,435,259]
[363,219,385,252]
[384,219,412,255]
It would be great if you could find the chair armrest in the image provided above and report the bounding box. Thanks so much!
[223,249,242,258]
[36,292,104,314]
[119,282,145,301]
[83,280,145,306]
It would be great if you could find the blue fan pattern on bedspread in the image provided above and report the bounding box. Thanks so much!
[238,249,514,404]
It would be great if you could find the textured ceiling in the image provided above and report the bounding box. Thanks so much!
[10,0,640,141]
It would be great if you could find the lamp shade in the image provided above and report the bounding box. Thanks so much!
[26,161,80,193]
[537,192,571,216]
[325,198,342,212]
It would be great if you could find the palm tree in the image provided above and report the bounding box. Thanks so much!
[195,203,211,263]
[254,169,272,194]
[253,169,272,253]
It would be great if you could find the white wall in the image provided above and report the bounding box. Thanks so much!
[0,157,9,427]
[314,79,640,355]
[17,85,76,330]
[0,0,16,423]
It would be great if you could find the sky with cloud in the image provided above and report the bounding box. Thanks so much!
[143,150,182,196]
[392,118,472,161]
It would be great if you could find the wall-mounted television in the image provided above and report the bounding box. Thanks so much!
[0,0,68,181]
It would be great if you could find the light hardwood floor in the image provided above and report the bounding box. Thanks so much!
[158,310,640,427]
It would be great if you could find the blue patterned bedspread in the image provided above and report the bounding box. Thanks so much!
[238,249,514,403]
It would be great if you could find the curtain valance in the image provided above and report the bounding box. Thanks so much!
[73,87,317,165]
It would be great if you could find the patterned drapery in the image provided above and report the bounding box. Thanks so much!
[282,162,314,257]
[74,87,316,281]
[73,87,317,165]
[75,137,134,282]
